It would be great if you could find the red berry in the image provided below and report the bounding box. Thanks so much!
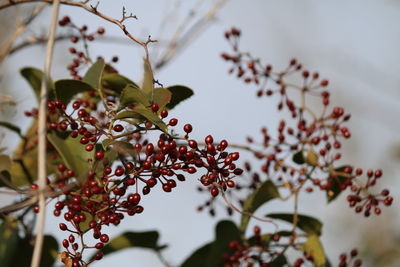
[183,124,193,133]
[113,124,124,132]
[100,234,109,243]
[95,150,104,160]
[169,118,178,126]
[115,167,125,176]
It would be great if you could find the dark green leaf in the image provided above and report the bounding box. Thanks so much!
[54,79,95,104]
[83,58,105,89]
[293,150,304,164]
[182,220,241,267]
[142,58,154,94]
[0,171,12,188]
[240,180,280,232]
[302,234,326,267]
[181,242,212,267]
[0,216,18,266]
[119,84,150,109]
[48,132,93,183]
[206,220,241,266]
[89,231,166,261]
[265,213,323,236]
[9,235,59,267]
[0,121,21,137]
[166,85,194,109]
[20,67,54,103]
[102,73,138,93]
[326,166,350,203]
[270,254,288,267]
[115,108,168,133]
[151,87,172,109]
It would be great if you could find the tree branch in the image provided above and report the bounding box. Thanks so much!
[30,1,60,266]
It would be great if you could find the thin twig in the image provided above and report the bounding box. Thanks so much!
[0,2,46,62]
[30,1,60,266]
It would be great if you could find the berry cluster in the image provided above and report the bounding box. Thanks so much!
[23,83,241,265]
[216,27,393,217]
[58,16,118,80]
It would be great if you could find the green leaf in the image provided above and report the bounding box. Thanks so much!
[181,242,212,267]
[20,67,54,103]
[0,216,18,266]
[270,254,288,267]
[166,85,194,109]
[265,213,323,236]
[0,171,12,188]
[293,150,305,164]
[181,220,241,267]
[302,234,326,267]
[240,180,280,232]
[89,231,166,261]
[83,58,105,89]
[326,166,350,203]
[142,58,154,94]
[9,235,59,267]
[47,132,93,183]
[107,140,135,157]
[0,121,21,137]
[115,108,168,133]
[119,84,150,109]
[305,149,318,166]
[54,79,95,104]
[102,73,138,94]
[0,155,11,172]
[151,87,172,109]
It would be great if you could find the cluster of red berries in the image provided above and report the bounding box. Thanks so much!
[58,16,118,80]
[23,81,241,265]
[219,28,393,217]
[338,249,362,267]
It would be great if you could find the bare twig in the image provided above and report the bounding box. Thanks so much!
[30,1,60,266]
[154,0,228,70]
[0,2,47,62]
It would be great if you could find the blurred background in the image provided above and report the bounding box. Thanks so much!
[1,0,400,266]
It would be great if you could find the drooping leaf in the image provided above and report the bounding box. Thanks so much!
[240,180,280,232]
[119,84,150,109]
[181,220,241,267]
[326,165,351,203]
[0,121,22,137]
[9,235,59,267]
[89,231,166,262]
[142,58,154,94]
[83,58,105,89]
[102,73,138,94]
[151,87,172,109]
[301,234,326,266]
[0,216,19,266]
[54,79,95,104]
[292,150,305,165]
[114,108,168,133]
[265,213,323,236]
[305,149,319,166]
[47,132,93,183]
[166,85,194,109]
[20,67,54,103]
